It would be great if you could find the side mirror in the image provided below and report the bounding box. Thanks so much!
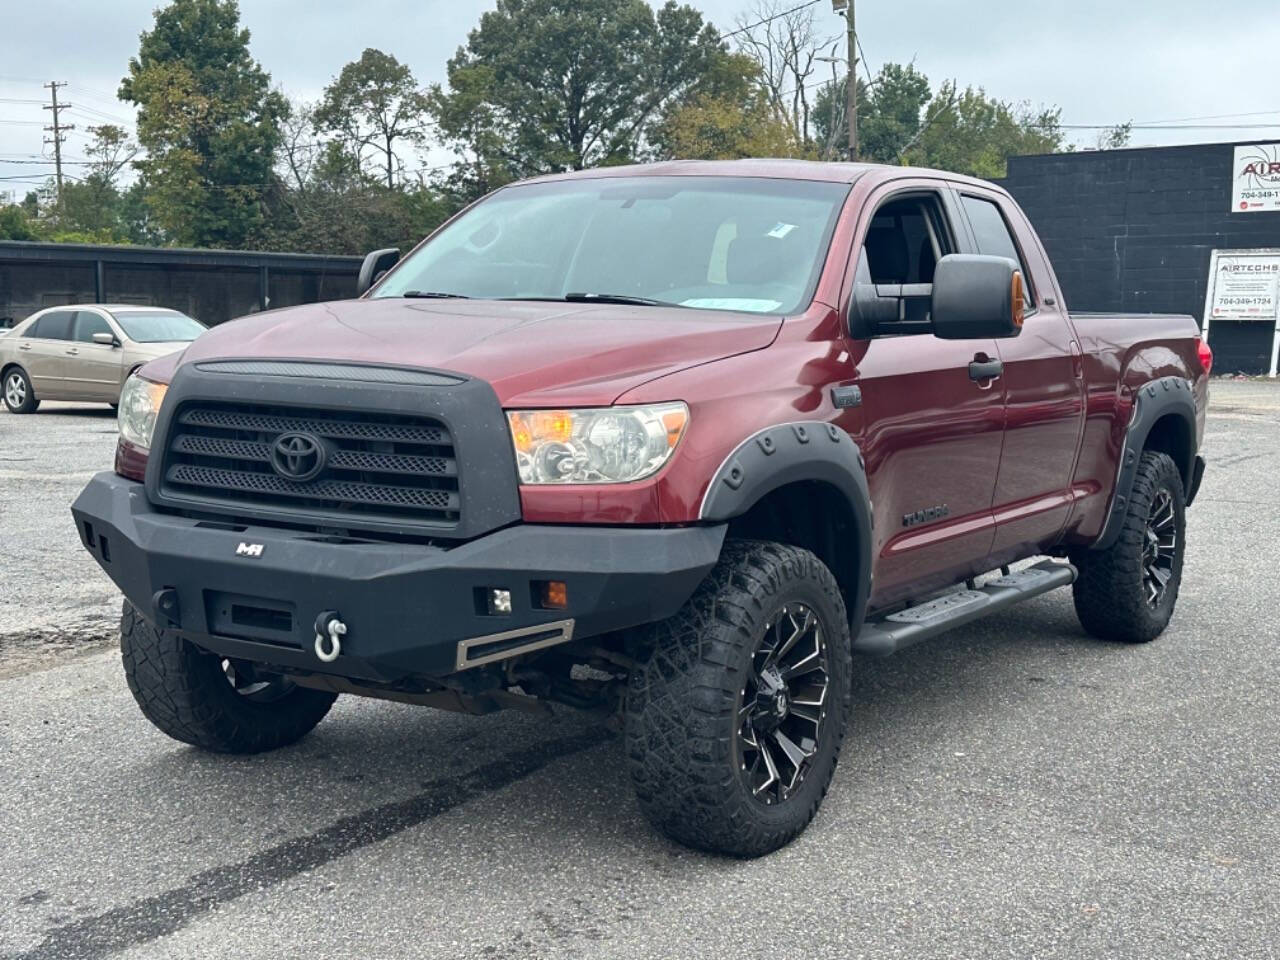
[92,332,119,347]
[357,248,401,296]
[849,282,934,338]
[930,254,1025,340]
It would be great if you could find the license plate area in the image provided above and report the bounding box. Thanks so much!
[204,591,298,646]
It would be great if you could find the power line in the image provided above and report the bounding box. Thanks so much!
[717,0,823,42]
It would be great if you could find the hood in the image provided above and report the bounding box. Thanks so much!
[175,298,782,406]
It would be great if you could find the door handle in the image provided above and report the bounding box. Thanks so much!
[968,357,1003,381]
[65,348,79,355]
[18,343,31,351]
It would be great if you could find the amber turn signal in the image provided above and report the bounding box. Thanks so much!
[538,580,568,610]
[1011,272,1026,328]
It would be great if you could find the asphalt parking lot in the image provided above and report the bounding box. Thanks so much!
[1,385,1277,960]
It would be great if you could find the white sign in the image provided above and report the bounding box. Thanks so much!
[1202,249,1280,378]
[1208,251,1280,320]
[1232,143,1280,213]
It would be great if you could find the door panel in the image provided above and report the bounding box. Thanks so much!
[20,311,75,394]
[67,311,124,401]
[957,190,1085,555]
[848,335,1005,606]
[836,183,1006,609]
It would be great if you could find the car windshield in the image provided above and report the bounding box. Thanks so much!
[372,176,850,315]
[112,310,206,343]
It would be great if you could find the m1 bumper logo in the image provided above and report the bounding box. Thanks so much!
[236,542,265,558]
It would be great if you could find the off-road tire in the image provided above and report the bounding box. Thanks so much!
[120,600,337,753]
[625,541,853,858]
[3,366,39,413]
[1073,450,1186,643]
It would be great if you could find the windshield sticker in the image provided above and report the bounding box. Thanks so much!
[681,298,784,313]
[767,222,798,239]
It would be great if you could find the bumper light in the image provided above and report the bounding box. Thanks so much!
[506,403,688,484]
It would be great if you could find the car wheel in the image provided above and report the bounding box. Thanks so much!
[625,540,852,858]
[3,367,39,413]
[1072,450,1186,643]
[120,600,338,753]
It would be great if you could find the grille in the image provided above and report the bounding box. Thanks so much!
[161,401,460,529]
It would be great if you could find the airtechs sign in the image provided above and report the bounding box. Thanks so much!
[1232,143,1280,213]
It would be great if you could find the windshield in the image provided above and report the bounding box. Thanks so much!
[372,176,850,315]
[112,310,206,343]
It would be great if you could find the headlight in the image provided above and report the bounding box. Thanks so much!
[507,403,688,484]
[118,375,168,451]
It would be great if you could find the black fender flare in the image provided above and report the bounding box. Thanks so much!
[699,421,873,628]
[1093,375,1198,551]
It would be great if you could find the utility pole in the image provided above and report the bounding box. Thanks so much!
[844,1,857,161]
[831,0,857,161]
[42,81,75,204]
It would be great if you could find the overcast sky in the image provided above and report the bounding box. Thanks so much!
[3,0,1279,200]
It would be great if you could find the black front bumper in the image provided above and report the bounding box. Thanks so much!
[72,472,725,682]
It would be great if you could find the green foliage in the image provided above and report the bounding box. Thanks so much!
[0,204,39,241]
[432,0,724,187]
[120,0,286,248]
[912,83,1064,179]
[20,5,1074,257]
[315,49,431,188]
[1098,121,1133,150]
[651,53,808,160]
[813,63,1064,177]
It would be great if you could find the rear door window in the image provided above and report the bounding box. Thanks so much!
[960,196,1034,307]
[72,311,114,343]
[30,311,74,340]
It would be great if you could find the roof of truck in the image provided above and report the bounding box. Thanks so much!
[523,158,1004,191]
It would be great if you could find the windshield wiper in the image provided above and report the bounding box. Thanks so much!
[400,290,471,299]
[563,292,678,307]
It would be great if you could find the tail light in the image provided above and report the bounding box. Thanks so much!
[1196,337,1213,376]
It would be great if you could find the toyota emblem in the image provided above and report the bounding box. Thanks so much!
[270,432,327,482]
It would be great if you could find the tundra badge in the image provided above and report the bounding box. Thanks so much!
[903,505,950,528]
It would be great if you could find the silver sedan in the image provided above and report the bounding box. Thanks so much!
[1,305,206,414]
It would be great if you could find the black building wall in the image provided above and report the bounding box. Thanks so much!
[997,140,1280,374]
[0,241,362,329]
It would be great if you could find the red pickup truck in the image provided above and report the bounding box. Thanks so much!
[72,160,1209,857]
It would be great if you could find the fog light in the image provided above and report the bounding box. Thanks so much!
[538,580,568,610]
[488,589,512,615]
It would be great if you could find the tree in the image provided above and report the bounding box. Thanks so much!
[1097,121,1133,150]
[431,0,724,184]
[733,0,838,150]
[0,204,39,241]
[120,0,286,248]
[315,49,431,189]
[813,63,1064,178]
[911,84,1064,178]
[652,52,805,159]
[52,125,141,241]
[813,63,932,162]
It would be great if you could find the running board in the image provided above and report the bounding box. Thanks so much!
[854,560,1077,657]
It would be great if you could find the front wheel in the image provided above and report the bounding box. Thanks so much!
[3,367,39,413]
[120,601,337,753]
[625,541,853,858]
[1072,450,1186,643]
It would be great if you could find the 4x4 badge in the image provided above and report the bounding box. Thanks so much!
[236,542,265,558]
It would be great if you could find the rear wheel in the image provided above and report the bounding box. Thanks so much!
[120,600,337,753]
[625,541,852,858]
[1073,450,1186,643]
[3,367,38,413]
